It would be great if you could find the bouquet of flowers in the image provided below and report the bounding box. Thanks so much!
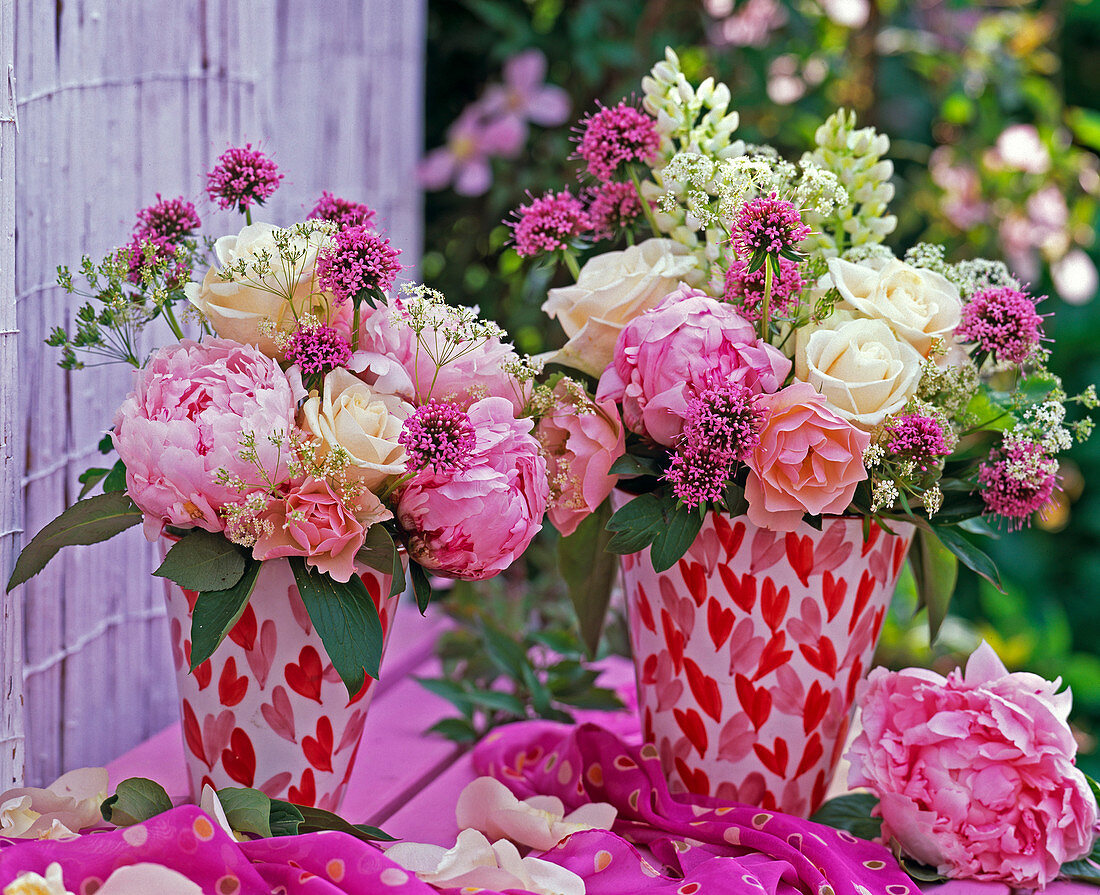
[512,49,1096,645]
[8,145,550,695]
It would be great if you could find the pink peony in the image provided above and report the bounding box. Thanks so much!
[848,642,1098,889]
[596,286,790,447]
[113,339,297,540]
[356,300,529,415]
[744,382,870,530]
[537,383,625,537]
[397,397,549,580]
[252,478,387,582]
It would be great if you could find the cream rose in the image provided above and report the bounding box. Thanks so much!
[300,368,412,492]
[828,256,962,356]
[541,238,699,377]
[186,222,339,356]
[800,317,922,428]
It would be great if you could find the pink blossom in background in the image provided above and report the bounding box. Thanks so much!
[418,105,527,197]
[596,287,791,447]
[397,397,549,580]
[743,382,870,530]
[707,0,788,48]
[818,0,870,28]
[847,642,1097,889]
[205,143,283,214]
[1052,248,1099,304]
[481,49,571,129]
[112,339,298,540]
[766,56,806,105]
[508,190,592,257]
[537,383,625,537]
[252,477,378,582]
[991,124,1051,175]
[930,149,988,231]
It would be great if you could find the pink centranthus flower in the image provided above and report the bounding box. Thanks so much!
[316,224,402,304]
[665,380,764,507]
[122,232,187,287]
[399,400,477,473]
[508,190,592,258]
[596,286,791,447]
[886,414,950,472]
[574,100,661,183]
[723,254,803,322]
[135,194,201,241]
[112,338,297,540]
[847,641,1097,889]
[733,193,811,260]
[397,397,549,580]
[978,440,1058,529]
[252,477,366,583]
[308,190,376,231]
[285,322,352,378]
[586,181,643,241]
[955,286,1045,365]
[205,143,284,214]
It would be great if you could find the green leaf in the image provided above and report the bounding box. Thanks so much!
[909,528,958,642]
[465,688,526,714]
[605,492,664,554]
[554,686,623,711]
[608,454,661,477]
[268,799,305,837]
[291,804,397,842]
[289,558,384,697]
[100,777,173,826]
[154,530,248,592]
[7,491,144,591]
[931,524,1003,591]
[410,561,432,614]
[808,792,882,841]
[77,466,110,499]
[189,560,262,669]
[356,525,405,599]
[1068,106,1100,153]
[558,501,618,657]
[649,499,705,573]
[215,787,273,838]
[416,677,475,713]
[899,859,947,883]
[428,717,480,742]
[102,459,127,493]
[482,625,529,679]
[97,433,114,453]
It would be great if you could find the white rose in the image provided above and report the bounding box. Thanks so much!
[186,222,339,356]
[300,368,412,491]
[827,256,962,356]
[541,238,699,377]
[800,317,923,428]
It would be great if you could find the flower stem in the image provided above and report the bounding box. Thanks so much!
[761,256,774,342]
[351,301,361,353]
[162,301,186,343]
[630,167,661,236]
[562,249,581,281]
[245,207,253,227]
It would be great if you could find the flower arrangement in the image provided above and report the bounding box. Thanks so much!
[510,48,1096,645]
[8,144,550,695]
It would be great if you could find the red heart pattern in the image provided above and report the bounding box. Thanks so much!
[161,557,402,812]
[623,512,914,816]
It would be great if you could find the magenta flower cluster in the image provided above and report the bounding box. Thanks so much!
[135,194,201,241]
[309,190,376,231]
[586,181,643,241]
[665,380,765,507]
[399,400,477,473]
[316,224,402,304]
[205,143,284,214]
[723,255,803,322]
[574,101,660,182]
[509,190,592,258]
[956,286,1045,365]
[284,323,352,377]
[733,193,811,260]
[887,414,949,472]
[978,440,1058,528]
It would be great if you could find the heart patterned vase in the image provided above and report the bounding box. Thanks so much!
[622,512,914,817]
[163,557,399,811]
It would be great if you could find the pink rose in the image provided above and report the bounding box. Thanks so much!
[596,286,790,446]
[397,397,549,580]
[252,478,389,582]
[537,383,625,537]
[744,382,869,530]
[113,339,297,540]
[356,300,529,415]
[848,642,1098,889]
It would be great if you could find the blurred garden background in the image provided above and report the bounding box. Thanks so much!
[415,0,1100,775]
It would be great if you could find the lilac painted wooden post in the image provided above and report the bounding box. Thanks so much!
[6,0,425,786]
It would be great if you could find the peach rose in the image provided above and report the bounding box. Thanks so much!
[745,382,870,530]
